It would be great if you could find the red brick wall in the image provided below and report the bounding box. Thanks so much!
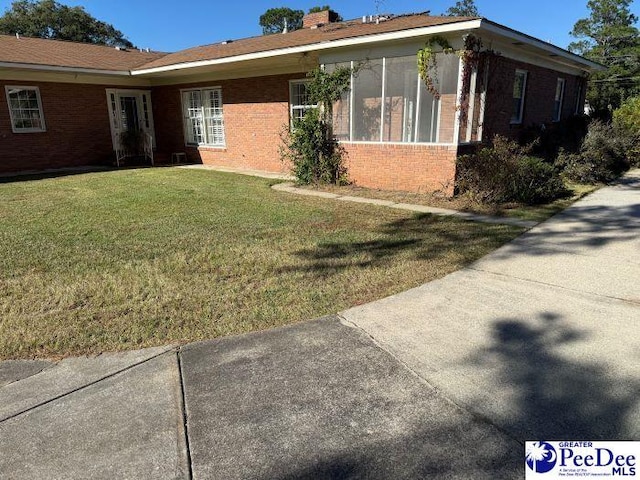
[152,73,305,174]
[0,80,117,173]
[343,143,458,195]
[482,56,586,141]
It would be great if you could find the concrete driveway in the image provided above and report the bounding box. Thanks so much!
[0,171,638,479]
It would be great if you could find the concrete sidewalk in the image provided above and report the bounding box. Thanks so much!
[0,171,638,479]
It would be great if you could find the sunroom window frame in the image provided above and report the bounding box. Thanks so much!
[5,85,46,133]
[180,86,226,148]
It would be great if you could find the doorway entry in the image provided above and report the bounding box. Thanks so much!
[106,89,156,166]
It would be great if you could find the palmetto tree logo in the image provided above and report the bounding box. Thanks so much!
[526,442,558,473]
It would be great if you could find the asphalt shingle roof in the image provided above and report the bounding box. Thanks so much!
[0,34,166,71]
[0,14,477,73]
[136,14,477,70]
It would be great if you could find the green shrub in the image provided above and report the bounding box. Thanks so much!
[456,135,568,204]
[613,97,640,167]
[560,120,630,184]
[281,109,348,185]
[280,66,353,185]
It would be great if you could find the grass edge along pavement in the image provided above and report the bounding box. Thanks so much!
[0,167,524,359]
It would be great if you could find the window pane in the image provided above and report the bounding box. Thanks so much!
[417,81,438,143]
[435,54,459,143]
[353,59,383,141]
[6,87,45,132]
[511,71,527,123]
[181,89,225,146]
[327,62,351,141]
[289,81,316,125]
[383,56,419,142]
[553,78,565,121]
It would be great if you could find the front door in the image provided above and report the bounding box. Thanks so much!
[106,89,156,152]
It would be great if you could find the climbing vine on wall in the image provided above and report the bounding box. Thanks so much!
[457,34,484,127]
[417,36,454,99]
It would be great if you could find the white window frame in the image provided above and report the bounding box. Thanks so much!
[289,80,316,127]
[511,70,528,125]
[180,87,225,147]
[5,85,46,133]
[574,80,583,115]
[553,78,566,122]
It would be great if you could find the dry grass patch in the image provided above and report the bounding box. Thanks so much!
[0,168,523,359]
[306,182,597,223]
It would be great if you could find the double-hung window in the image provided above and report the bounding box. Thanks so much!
[181,88,225,146]
[511,70,528,124]
[289,80,316,126]
[5,86,46,133]
[553,78,566,122]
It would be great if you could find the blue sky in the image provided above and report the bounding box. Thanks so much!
[0,0,638,53]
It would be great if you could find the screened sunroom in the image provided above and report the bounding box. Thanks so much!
[323,50,462,145]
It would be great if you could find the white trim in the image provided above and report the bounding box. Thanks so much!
[340,140,456,147]
[349,61,355,141]
[466,65,478,143]
[133,20,485,75]
[510,69,528,125]
[479,20,603,71]
[453,56,464,145]
[0,61,131,76]
[477,56,489,142]
[379,56,386,142]
[4,85,46,133]
[574,80,584,115]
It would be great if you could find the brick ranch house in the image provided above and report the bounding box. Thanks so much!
[0,11,601,194]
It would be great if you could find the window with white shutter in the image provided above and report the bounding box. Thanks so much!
[181,88,225,146]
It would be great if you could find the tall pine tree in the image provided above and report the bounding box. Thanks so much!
[569,0,640,114]
[445,0,479,17]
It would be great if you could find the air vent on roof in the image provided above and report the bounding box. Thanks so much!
[362,14,392,24]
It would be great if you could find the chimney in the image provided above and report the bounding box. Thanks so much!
[302,9,340,28]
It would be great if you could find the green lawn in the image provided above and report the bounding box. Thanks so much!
[0,168,523,359]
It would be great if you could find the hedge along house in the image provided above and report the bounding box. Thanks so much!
[0,11,601,194]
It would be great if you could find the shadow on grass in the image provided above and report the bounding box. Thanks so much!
[279,213,522,275]
[0,166,114,184]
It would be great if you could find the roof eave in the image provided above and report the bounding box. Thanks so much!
[478,19,605,71]
[0,61,133,76]
[132,19,485,76]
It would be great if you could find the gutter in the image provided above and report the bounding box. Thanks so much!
[0,61,133,76]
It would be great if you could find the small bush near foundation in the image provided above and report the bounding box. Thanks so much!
[557,120,630,184]
[457,135,568,204]
[281,66,353,186]
[282,109,347,185]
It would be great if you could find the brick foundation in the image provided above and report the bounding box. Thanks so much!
[342,143,458,195]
